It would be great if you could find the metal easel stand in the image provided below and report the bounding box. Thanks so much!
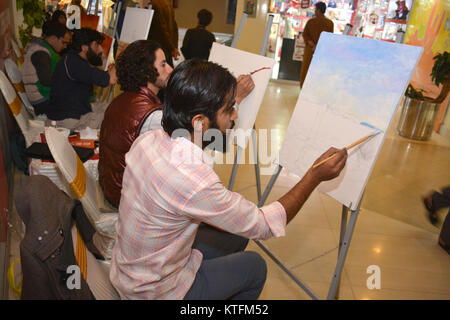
[227,128,262,202]
[327,191,364,300]
[256,164,363,300]
[227,15,274,205]
[254,164,318,300]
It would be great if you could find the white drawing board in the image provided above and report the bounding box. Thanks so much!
[209,43,275,149]
[119,7,154,44]
[279,33,422,210]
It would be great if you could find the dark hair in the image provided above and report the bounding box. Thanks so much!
[162,59,236,136]
[51,10,67,23]
[116,40,162,92]
[316,2,327,14]
[42,20,69,39]
[71,28,104,53]
[197,9,213,27]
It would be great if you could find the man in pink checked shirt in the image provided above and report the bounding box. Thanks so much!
[109,59,348,300]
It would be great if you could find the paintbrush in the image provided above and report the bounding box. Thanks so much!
[312,131,381,169]
[250,67,271,75]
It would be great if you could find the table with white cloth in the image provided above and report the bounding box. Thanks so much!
[28,129,100,194]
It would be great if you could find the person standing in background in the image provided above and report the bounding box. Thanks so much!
[299,1,333,88]
[181,9,215,60]
[147,0,179,67]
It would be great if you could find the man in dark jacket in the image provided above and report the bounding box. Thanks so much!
[181,9,216,60]
[99,40,172,208]
[48,28,117,130]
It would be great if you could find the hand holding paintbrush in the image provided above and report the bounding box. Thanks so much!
[312,131,380,169]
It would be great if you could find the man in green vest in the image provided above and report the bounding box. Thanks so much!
[23,20,71,116]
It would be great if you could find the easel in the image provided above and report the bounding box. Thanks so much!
[257,163,366,300]
[95,0,123,104]
[227,13,275,206]
[227,14,362,298]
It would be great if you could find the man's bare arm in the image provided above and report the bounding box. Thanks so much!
[278,148,348,224]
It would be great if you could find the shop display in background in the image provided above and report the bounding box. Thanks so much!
[292,33,305,61]
[352,0,413,42]
[267,0,355,80]
[266,22,279,59]
[324,0,355,33]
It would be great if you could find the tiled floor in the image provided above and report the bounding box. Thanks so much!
[6,80,450,300]
[213,80,450,300]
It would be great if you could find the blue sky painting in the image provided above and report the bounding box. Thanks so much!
[301,33,423,131]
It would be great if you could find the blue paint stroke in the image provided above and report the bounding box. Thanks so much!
[360,122,384,133]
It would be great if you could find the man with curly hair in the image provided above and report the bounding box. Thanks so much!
[98,40,172,208]
[99,40,255,208]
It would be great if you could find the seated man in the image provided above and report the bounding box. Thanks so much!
[48,28,117,130]
[99,40,172,208]
[110,59,348,300]
[99,40,254,208]
[22,20,71,116]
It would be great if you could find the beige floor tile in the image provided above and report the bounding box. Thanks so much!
[346,265,450,295]
[247,241,355,300]
[352,286,450,300]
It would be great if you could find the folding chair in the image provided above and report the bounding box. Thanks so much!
[44,127,118,259]
[4,58,37,117]
[10,38,24,67]
[71,224,120,299]
[0,70,44,147]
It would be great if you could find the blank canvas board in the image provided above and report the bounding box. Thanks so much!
[209,43,275,149]
[279,33,422,210]
[119,7,154,43]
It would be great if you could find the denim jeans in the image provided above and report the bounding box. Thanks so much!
[184,223,267,300]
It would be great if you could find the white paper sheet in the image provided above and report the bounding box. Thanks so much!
[209,43,275,149]
[120,7,154,44]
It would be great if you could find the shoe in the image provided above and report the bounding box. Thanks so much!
[423,196,439,226]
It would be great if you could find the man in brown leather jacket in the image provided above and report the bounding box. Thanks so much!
[99,40,172,208]
[99,40,255,208]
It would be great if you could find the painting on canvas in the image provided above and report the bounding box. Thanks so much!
[279,32,422,210]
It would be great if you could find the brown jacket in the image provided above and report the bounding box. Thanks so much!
[99,87,162,207]
[147,0,178,60]
[300,15,334,87]
[15,175,101,300]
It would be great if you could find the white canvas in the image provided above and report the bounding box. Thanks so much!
[279,33,422,210]
[209,43,275,149]
[119,7,154,43]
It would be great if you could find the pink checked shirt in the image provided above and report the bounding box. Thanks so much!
[109,130,286,300]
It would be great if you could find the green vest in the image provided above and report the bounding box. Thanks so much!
[35,40,60,100]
